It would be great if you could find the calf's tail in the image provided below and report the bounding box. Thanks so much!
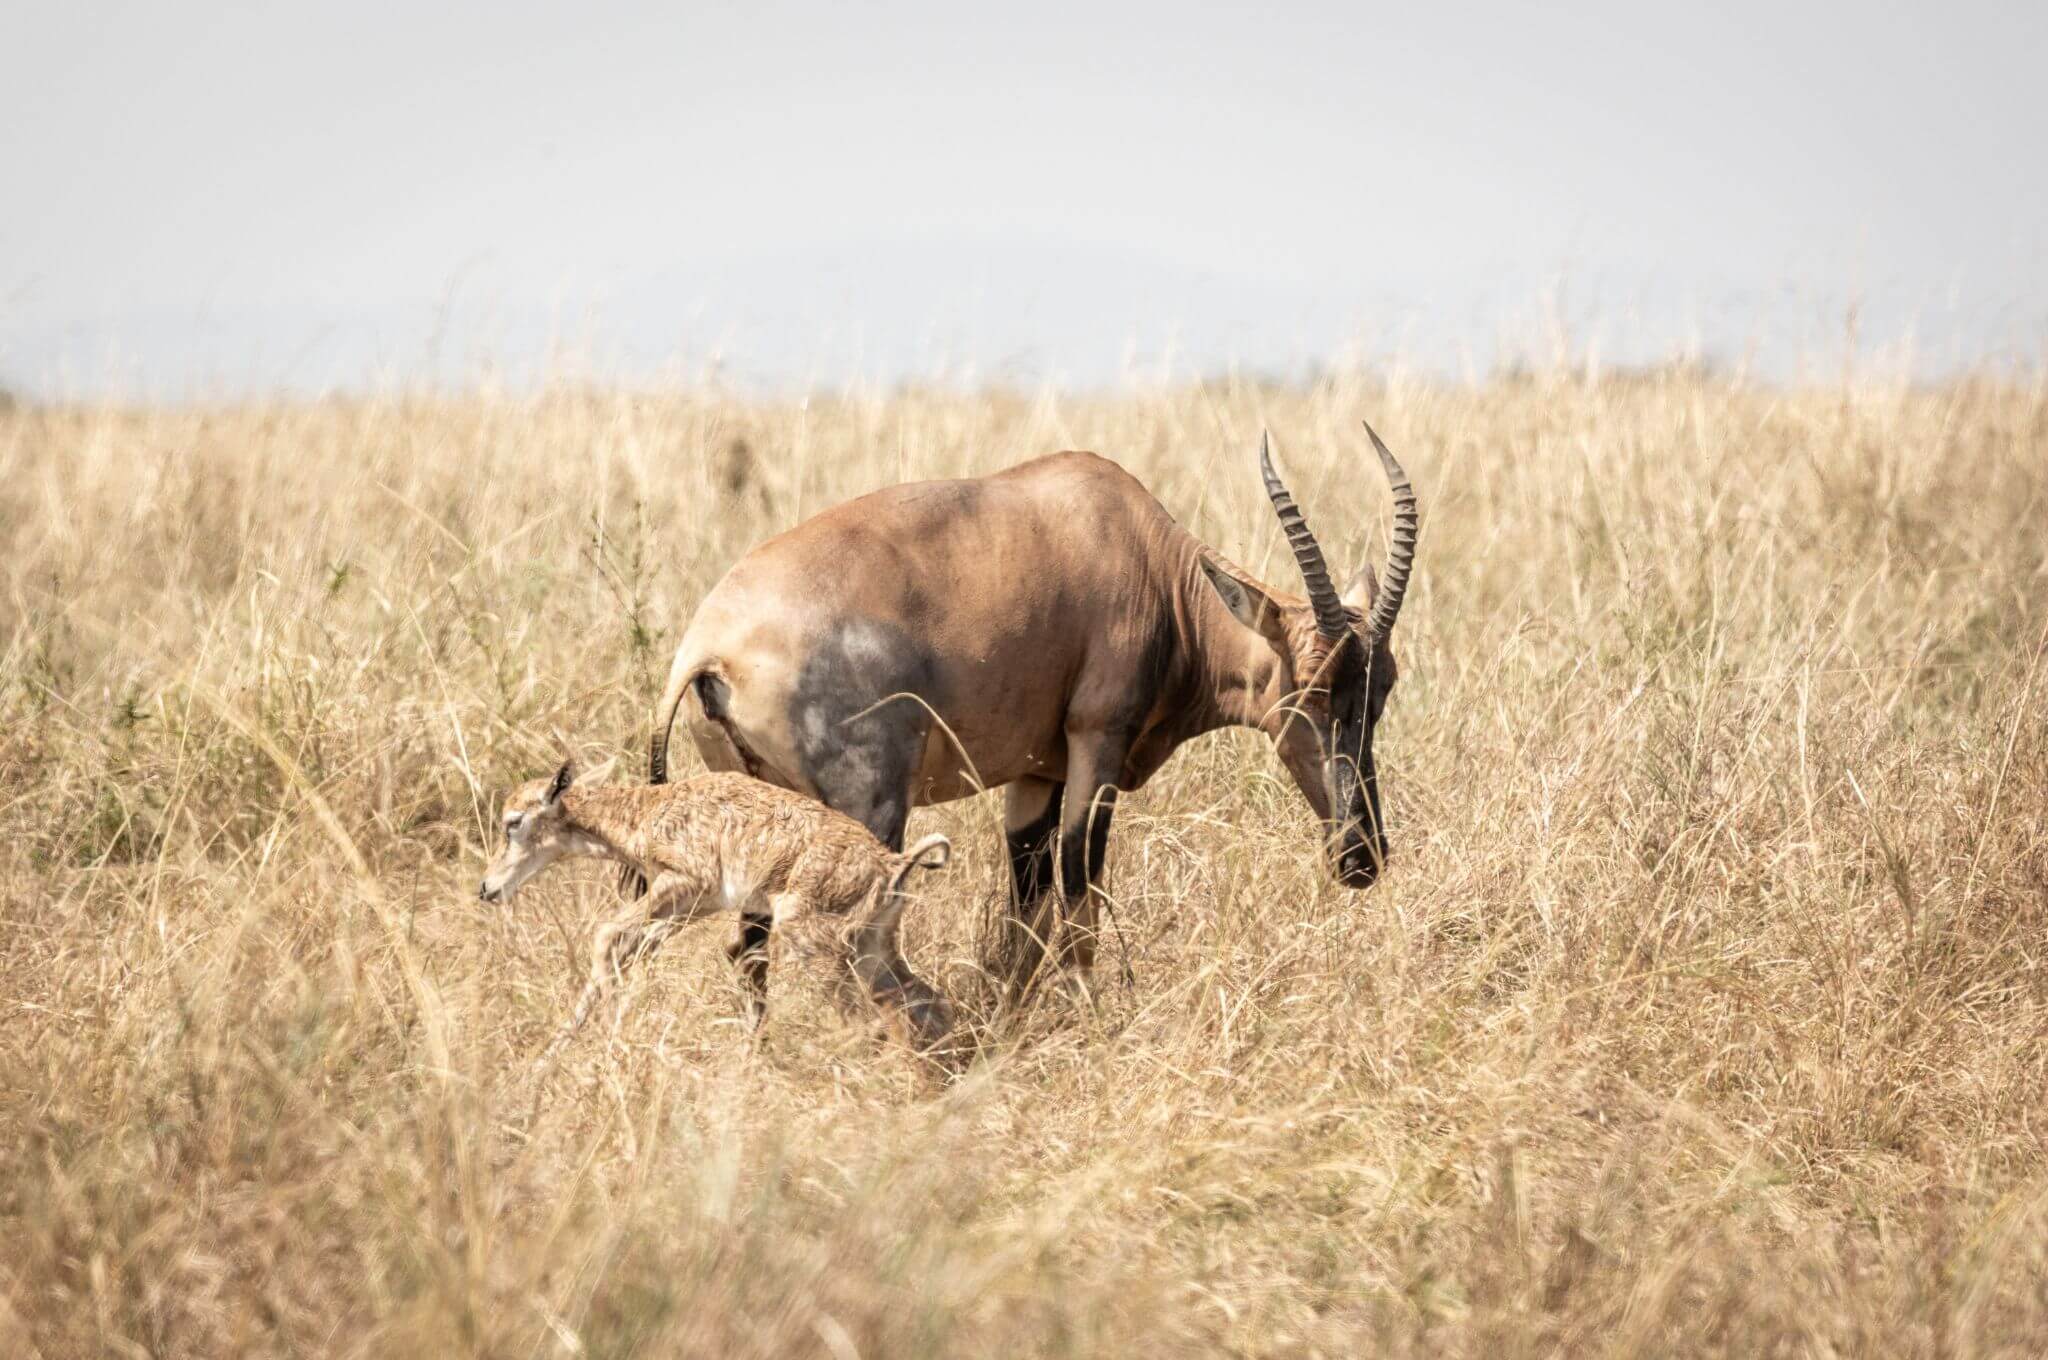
[885,833,952,900]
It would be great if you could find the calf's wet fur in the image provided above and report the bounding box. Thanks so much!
[480,762,958,1068]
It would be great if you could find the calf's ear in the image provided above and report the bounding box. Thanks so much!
[546,761,575,805]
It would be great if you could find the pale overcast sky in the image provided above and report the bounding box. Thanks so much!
[3,1,2042,396]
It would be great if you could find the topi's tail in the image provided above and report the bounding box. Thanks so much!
[624,656,703,899]
[649,658,701,788]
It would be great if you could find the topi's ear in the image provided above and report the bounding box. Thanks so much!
[1340,561,1378,617]
[1198,554,1289,648]
[546,761,574,805]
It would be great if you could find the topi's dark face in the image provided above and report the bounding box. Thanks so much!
[1271,624,1397,889]
[1241,422,1416,890]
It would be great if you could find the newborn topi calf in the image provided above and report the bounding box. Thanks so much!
[480,762,955,1067]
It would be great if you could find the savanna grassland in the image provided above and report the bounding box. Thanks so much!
[1,371,2045,1357]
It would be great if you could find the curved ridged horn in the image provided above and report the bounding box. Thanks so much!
[1359,421,1419,643]
[1259,431,1350,639]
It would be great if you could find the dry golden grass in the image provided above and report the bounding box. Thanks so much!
[1,371,2045,1357]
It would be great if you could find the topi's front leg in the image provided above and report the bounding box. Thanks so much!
[997,777,1063,998]
[1049,724,1129,995]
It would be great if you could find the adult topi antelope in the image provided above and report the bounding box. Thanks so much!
[649,423,1420,995]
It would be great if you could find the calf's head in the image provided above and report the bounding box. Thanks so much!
[479,762,579,904]
[1198,425,1419,888]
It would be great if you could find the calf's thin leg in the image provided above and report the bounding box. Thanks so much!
[724,915,771,1030]
[533,884,707,1071]
[534,917,671,1071]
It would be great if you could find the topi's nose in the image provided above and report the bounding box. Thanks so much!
[1336,843,1385,889]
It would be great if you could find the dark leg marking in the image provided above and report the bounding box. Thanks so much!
[1060,784,1118,902]
[1006,780,1062,907]
[788,617,943,852]
[999,778,1063,991]
[1057,783,1119,974]
[851,793,911,854]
